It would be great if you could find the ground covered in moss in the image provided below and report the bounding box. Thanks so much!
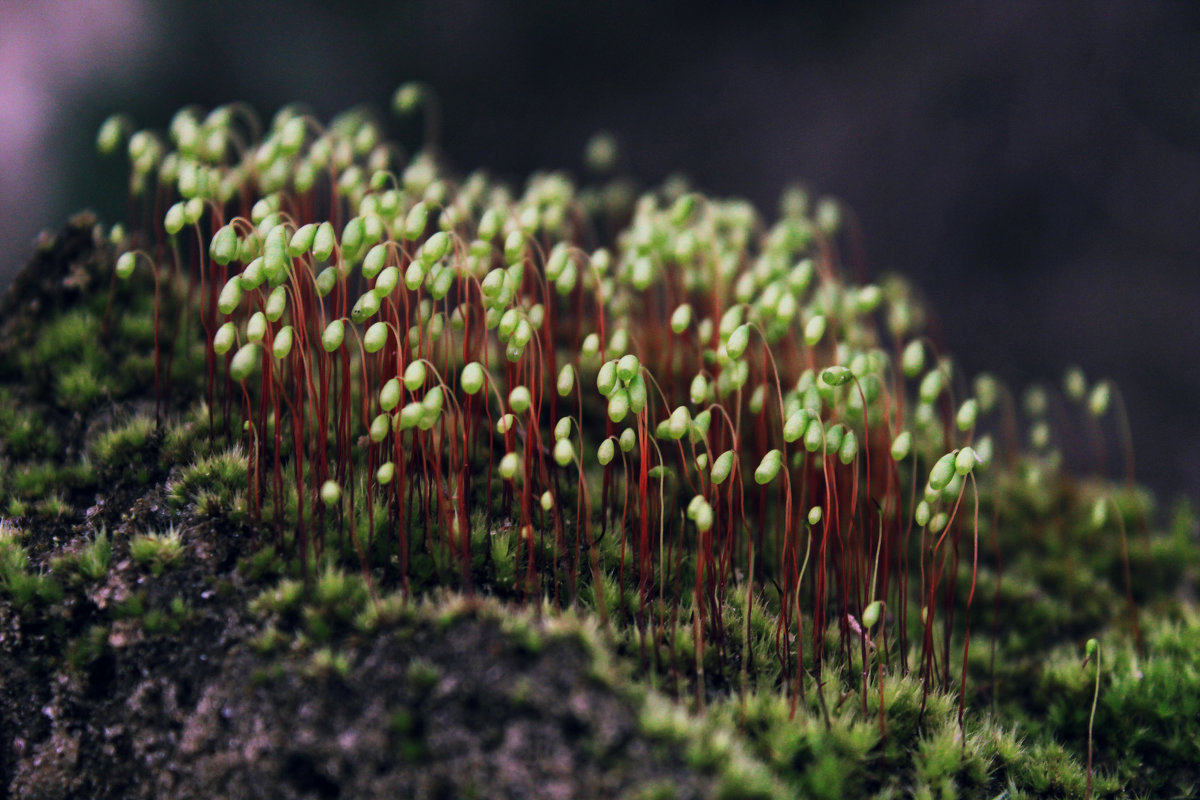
[1,211,1197,800]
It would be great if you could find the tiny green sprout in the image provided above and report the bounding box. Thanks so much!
[804,314,826,346]
[556,364,575,397]
[754,449,782,484]
[213,321,237,355]
[499,452,520,481]
[460,362,485,395]
[808,505,823,525]
[726,324,751,359]
[891,431,913,462]
[540,491,554,512]
[954,446,977,476]
[272,325,294,359]
[1088,380,1111,417]
[320,480,341,506]
[712,450,735,484]
[377,462,395,485]
[364,321,389,353]
[929,450,958,491]
[862,600,883,629]
[956,398,978,431]
[403,360,426,391]
[114,251,137,280]
[321,319,345,352]
[597,438,616,466]
[1083,637,1101,800]
[553,439,575,468]
[229,344,260,383]
[508,385,532,414]
[670,303,692,334]
[821,366,852,386]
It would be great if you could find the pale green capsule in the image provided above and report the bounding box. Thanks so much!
[263,285,287,322]
[808,505,823,525]
[115,251,137,280]
[838,430,858,465]
[364,321,389,353]
[246,312,268,344]
[553,439,574,468]
[956,399,978,431]
[423,386,444,414]
[210,225,239,265]
[690,374,709,406]
[754,449,782,484]
[398,402,424,430]
[803,419,824,453]
[1091,498,1108,529]
[804,315,826,346]
[380,378,401,411]
[919,370,944,404]
[862,600,883,629]
[404,360,426,391]
[495,413,515,435]
[314,267,338,298]
[362,243,388,279]
[213,321,237,355]
[619,427,636,453]
[540,491,555,512]
[627,373,647,414]
[217,276,243,315]
[825,423,844,453]
[667,406,691,440]
[914,500,931,527]
[901,340,924,378]
[928,451,958,491]
[508,385,532,414]
[890,431,913,462]
[1088,381,1111,417]
[351,291,381,324]
[321,319,345,352]
[499,452,520,480]
[272,325,294,359]
[670,304,692,334]
[726,324,751,360]
[229,343,260,383]
[607,390,630,423]
[929,512,949,535]
[821,366,852,386]
[597,438,616,466]
[460,362,485,395]
[748,384,766,415]
[783,409,811,443]
[504,230,525,264]
[421,231,451,264]
[369,413,390,443]
[556,364,575,397]
[955,446,977,476]
[711,450,735,484]
[164,202,186,236]
[312,221,336,261]
[616,353,640,383]
[320,480,341,506]
[376,461,395,485]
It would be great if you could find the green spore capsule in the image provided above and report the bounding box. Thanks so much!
[364,321,389,353]
[246,312,268,344]
[369,413,390,443]
[213,321,237,355]
[616,353,640,383]
[804,314,826,346]
[508,385,532,414]
[726,324,751,360]
[380,378,402,411]
[321,319,345,352]
[314,267,338,297]
[755,449,782,484]
[362,243,388,279]
[320,480,341,506]
[404,361,426,391]
[808,505,823,525]
[499,452,520,480]
[272,325,294,359]
[928,451,958,491]
[351,291,381,324]
[839,430,858,465]
[914,501,932,527]
[956,399,978,431]
[619,427,636,453]
[607,390,630,423]
[955,446,977,476]
[862,600,883,629]
[1088,381,1111,417]
[460,362,485,395]
[312,221,336,261]
[821,366,852,386]
[553,439,574,468]
[376,462,395,485]
[556,364,575,397]
[670,303,692,334]
[784,409,810,443]
[627,373,648,414]
[890,431,913,462]
[597,360,618,397]
[217,276,243,314]
[711,450,735,484]
[264,285,288,322]
[597,438,616,466]
[229,343,260,383]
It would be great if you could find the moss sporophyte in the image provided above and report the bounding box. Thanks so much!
[45,82,1188,794]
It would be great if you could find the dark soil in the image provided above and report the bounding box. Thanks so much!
[0,216,715,800]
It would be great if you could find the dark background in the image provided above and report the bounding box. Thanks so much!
[2,0,1198,508]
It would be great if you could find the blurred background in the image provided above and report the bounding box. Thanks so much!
[2,0,1198,507]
